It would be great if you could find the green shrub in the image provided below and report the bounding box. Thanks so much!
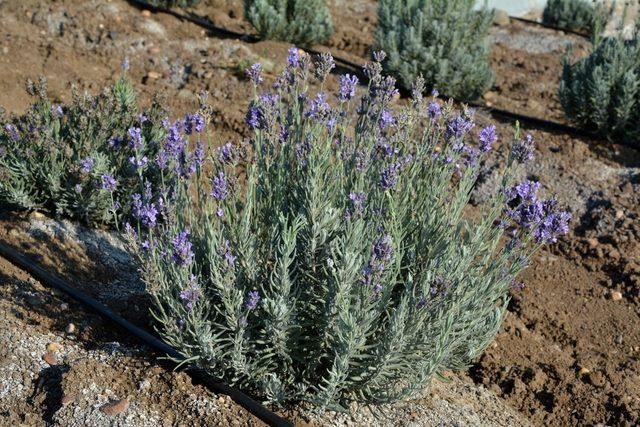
[374,0,494,101]
[559,29,640,145]
[542,0,608,34]
[145,0,201,8]
[244,0,333,47]
[0,66,208,226]
[130,51,569,410]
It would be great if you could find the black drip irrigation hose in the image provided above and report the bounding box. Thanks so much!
[125,0,602,143]
[0,241,293,427]
[509,16,591,39]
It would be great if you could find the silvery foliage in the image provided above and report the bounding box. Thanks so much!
[131,51,567,411]
[542,0,610,34]
[244,0,333,47]
[0,71,169,226]
[559,22,640,145]
[375,0,494,101]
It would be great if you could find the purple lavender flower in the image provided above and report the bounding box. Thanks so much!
[132,193,158,228]
[479,125,497,153]
[79,157,94,173]
[245,103,265,130]
[534,199,571,244]
[339,74,359,102]
[373,51,387,62]
[194,142,205,167]
[246,63,263,85]
[378,109,394,131]
[221,239,236,267]
[180,275,201,311]
[512,134,535,164]
[183,113,206,135]
[122,57,130,71]
[446,115,475,141]
[138,114,147,124]
[431,88,440,97]
[245,290,261,311]
[129,155,148,170]
[306,92,330,119]
[416,296,428,309]
[347,192,366,218]
[216,206,224,218]
[287,47,300,68]
[373,234,393,265]
[156,150,169,169]
[314,53,335,81]
[218,142,234,164]
[100,174,117,192]
[295,139,312,166]
[74,184,83,194]
[172,230,194,266]
[128,127,143,150]
[108,136,122,149]
[211,171,228,201]
[427,101,441,119]
[380,162,400,190]
[166,122,185,157]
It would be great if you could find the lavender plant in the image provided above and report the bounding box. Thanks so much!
[375,0,494,101]
[0,66,207,226]
[542,0,609,34]
[244,0,333,47]
[131,50,570,410]
[559,24,640,145]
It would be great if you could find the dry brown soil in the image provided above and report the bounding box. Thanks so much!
[0,1,639,426]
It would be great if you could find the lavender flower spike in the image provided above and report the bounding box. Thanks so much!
[339,74,359,102]
[211,171,228,201]
[246,63,263,85]
[512,134,535,164]
[172,229,195,267]
[180,275,201,311]
[245,290,261,311]
[100,174,117,192]
[478,125,497,153]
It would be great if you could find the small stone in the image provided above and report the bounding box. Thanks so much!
[42,351,58,366]
[65,323,76,334]
[100,398,129,416]
[493,9,510,26]
[46,342,62,352]
[586,238,599,248]
[578,367,590,376]
[61,393,76,406]
[146,71,161,80]
[31,211,46,219]
[2,46,8,54]
[60,303,69,311]
[615,335,623,345]
[148,46,161,55]
[615,209,624,220]
[611,291,623,301]
[141,10,151,17]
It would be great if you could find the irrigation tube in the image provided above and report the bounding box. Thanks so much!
[0,241,293,427]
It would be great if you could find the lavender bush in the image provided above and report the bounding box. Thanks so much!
[244,0,333,47]
[0,67,207,226]
[131,50,569,410]
[542,0,610,35]
[375,0,494,101]
[559,23,640,145]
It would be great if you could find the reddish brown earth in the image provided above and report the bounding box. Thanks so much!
[0,1,639,426]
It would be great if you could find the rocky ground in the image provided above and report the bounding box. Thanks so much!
[0,0,639,426]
